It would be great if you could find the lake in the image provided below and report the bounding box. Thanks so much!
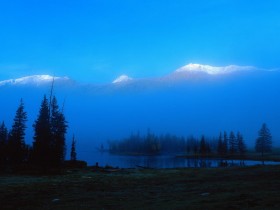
[78,151,280,168]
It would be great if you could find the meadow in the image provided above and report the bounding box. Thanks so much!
[1,165,280,209]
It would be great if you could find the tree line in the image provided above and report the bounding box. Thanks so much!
[108,124,273,159]
[0,94,70,172]
[0,92,273,172]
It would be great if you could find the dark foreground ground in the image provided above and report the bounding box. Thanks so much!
[1,165,280,210]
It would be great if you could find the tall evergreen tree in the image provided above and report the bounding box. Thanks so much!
[70,135,77,161]
[255,123,272,158]
[145,129,160,154]
[199,135,207,155]
[50,96,67,166]
[7,99,28,166]
[217,132,224,156]
[237,132,246,157]
[32,95,52,167]
[229,131,237,155]
[0,121,8,168]
[223,131,228,156]
[33,95,68,168]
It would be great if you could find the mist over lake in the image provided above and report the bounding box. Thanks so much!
[2,1,280,209]
[0,67,279,164]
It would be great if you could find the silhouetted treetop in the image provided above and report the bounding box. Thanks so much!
[255,123,272,157]
[7,99,28,166]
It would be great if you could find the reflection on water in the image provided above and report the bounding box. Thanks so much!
[79,151,279,168]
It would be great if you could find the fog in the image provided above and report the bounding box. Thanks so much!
[0,70,280,162]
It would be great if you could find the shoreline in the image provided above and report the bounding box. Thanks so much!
[176,154,280,162]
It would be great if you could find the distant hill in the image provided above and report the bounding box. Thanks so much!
[0,64,279,162]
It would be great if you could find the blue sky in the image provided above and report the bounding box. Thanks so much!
[1,0,280,83]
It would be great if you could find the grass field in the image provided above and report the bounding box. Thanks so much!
[1,165,280,209]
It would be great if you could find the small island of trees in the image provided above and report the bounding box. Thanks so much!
[108,124,274,164]
[0,91,276,173]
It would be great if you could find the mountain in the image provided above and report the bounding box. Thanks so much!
[109,64,258,86]
[106,64,260,91]
[0,64,262,89]
[0,64,279,164]
[0,75,72,86]
[174,63,255,75]
[112,75,133,84]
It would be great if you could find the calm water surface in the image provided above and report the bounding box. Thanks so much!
[79,151,280,168]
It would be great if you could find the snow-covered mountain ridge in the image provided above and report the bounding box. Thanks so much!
[175,63,255,75]
[0,75,70,86]
[112,75,133,84]
[110,63,258,85]
[0,63,271,87]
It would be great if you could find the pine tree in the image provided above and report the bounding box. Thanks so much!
[0,121,8,168]
[7,99,28,166]
[50,96,67,166]
[255,123,272,158]
[70,135,77,161]
[229,131,237,155]
[32,95,52,167]
[217,132,224,156]
[223,131,228,156]
[237,132,246,157]
[32,95,68,169]
[199,135,207,155]
[145,129,160,154]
